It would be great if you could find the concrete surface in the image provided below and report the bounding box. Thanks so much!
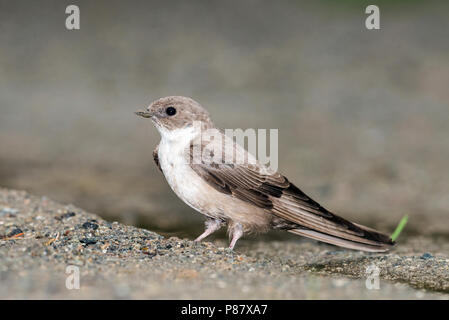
[1,188,447,299]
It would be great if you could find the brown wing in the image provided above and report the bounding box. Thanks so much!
[189,134,393,250]
[153,143,162,172]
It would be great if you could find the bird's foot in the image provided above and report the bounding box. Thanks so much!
[228,223,243,250]
[194,218,223,242]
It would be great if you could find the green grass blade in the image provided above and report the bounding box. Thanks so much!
[391,215,409,241]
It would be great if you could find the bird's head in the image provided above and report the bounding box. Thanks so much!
[136,96,213,134]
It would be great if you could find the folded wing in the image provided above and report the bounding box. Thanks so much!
[189,132,394,252]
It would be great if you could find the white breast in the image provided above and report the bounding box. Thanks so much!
[157,125,224,219]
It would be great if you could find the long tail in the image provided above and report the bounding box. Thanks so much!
[289,223,395,253]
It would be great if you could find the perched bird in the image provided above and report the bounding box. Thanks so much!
[136,96,395,252]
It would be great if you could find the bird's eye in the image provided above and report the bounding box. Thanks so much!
[165,106,177,116]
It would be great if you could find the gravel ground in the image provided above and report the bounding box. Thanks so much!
[0,188,448,299]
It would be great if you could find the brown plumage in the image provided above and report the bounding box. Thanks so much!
[136,96,395,252]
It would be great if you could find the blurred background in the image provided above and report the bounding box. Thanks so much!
[1,0,448,240]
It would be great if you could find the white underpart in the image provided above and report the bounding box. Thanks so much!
[155,123,225,219]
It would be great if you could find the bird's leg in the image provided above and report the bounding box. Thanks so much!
[228,222,244,250]
[194,218,223,242]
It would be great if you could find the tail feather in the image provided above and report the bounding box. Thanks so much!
[289,224,395,253]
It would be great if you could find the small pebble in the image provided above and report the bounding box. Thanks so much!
[80,238,98,245]
[0,207,19,216]
[55,212,76,220]
[420,253,433,260]
[7,228,24,237]
[82,221,99,230]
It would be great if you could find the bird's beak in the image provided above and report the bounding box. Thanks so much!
[135,109,152,118]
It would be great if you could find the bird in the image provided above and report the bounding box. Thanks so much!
[136,96,395,252]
